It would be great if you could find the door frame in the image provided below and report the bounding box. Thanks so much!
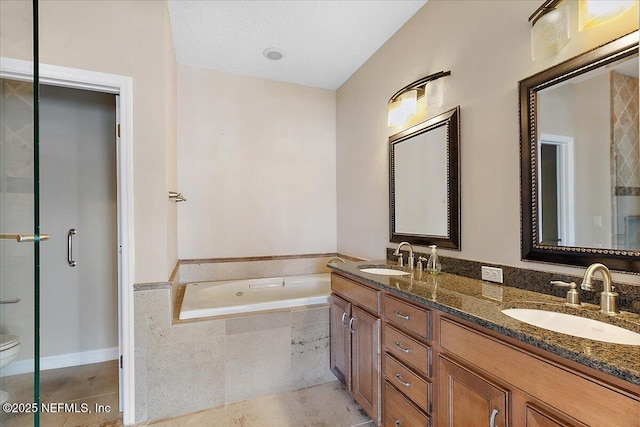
[538,133,575,247]
[0,57,135,425]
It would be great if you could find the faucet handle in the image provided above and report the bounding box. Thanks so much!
[551,280,576,288]
[551,281,580,306]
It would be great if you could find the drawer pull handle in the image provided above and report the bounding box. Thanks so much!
[341,312,348,328]
[489,408,499,427]
[394,341,412,353]
[348,317,356,333]
[394,310,411,320]
[394,420,401,427]
[394,373,411,387]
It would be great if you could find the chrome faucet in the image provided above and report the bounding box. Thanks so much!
[393,242,414,269]
[581,263,619,315]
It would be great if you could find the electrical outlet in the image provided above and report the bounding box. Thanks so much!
[481,266,503,284]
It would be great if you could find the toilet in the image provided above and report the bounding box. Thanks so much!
[0,334,20,404]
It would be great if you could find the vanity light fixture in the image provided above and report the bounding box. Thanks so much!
[529,0,571,60]
[578,0,637,30]
[387,70,451,127]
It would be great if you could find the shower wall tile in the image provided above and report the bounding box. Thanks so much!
[612,71,640,188]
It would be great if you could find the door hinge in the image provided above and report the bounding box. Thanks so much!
[117,124,121,138]
[120,355,123,369]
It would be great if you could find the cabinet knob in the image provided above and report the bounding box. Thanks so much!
[394,420,401,427]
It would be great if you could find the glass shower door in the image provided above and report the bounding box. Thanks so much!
[0,0,42,426]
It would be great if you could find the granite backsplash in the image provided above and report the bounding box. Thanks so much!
[386,248,640,314]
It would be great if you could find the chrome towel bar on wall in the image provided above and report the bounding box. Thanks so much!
[169,191,187,202]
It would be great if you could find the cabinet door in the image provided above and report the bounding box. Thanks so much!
[352,306,381,424]
[330,294,352,390]
[438,356,508,427]
[513,399,587,427]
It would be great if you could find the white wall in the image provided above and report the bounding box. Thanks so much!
[0,0,179,284]
[538,74,612,248]
[336,0,639,283]
[177,66,337,259]
[574,74,611,248]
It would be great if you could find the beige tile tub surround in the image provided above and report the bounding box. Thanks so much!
[134,288,335,423]
[176,254,356,283]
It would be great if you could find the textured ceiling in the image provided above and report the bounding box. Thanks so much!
[168,1,427,90]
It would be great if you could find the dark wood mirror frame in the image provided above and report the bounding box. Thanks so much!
[520,31,640,272]
[390,106,461,249]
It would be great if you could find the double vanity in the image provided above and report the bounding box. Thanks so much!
[328,260,640,427]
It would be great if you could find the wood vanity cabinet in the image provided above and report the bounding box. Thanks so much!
[382,294,433,426]
[330,273,381,425]
[437,316,638,427]
[329,273,640,427]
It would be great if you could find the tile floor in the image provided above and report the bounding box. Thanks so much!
[0,360,120,427]
[1,361,373,427]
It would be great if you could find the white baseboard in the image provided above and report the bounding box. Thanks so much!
[0,347,118,376]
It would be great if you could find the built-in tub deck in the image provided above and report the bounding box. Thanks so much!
[178,273,331,320]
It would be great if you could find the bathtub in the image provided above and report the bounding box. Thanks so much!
[179,273,331,320]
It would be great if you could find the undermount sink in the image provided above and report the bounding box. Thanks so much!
[359,267,409,276]
[502,308,640,346]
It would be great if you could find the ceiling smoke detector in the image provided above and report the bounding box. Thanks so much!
[263,48,284,61]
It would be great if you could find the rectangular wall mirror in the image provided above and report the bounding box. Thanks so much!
[390,106,460,249]
[520,31,639,271]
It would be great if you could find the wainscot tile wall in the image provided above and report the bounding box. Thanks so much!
[134,255,340,424]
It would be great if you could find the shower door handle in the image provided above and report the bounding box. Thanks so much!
[0,233,50,242]
[67,228,77,267]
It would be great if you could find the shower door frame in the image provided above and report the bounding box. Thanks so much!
[0,57,135,425]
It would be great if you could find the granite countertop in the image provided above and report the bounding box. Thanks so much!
[328,260,640,388]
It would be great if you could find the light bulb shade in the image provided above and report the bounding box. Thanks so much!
[388,89,418,127]
[425,78,444,108]
[531,5,571,60]
[579,0,637,30]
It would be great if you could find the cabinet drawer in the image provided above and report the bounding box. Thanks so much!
[384,381,431,427]
[384,324,432,377]
[331,274,379,314]
[383,353,431,413]
[383,294,431,339]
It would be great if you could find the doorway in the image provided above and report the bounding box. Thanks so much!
[0,58,135,424]
[0,77,120,402]
[39,85,118,370]
[538,133,575,247]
